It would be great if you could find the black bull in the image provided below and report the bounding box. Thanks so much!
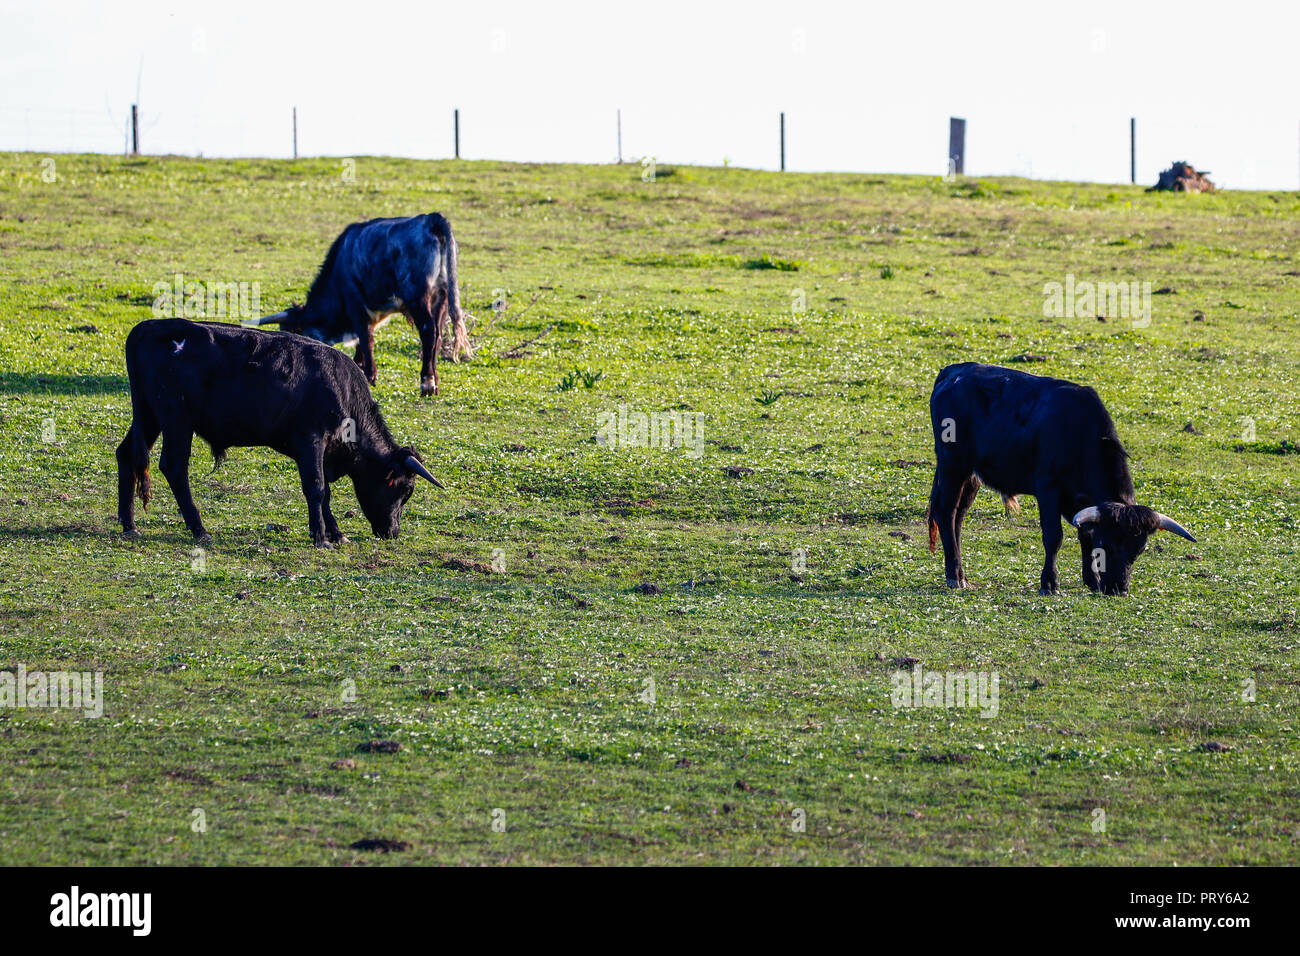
[116,319,444,547]
[926,363,1197,595]
[248,212,471,396]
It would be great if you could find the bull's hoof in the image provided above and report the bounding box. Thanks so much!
[313,538,334,550]
[1038,586,1060,596]
[420,379,438,397]
[946,577,973,590]
[122,529,141,541]
[195,532,213,546]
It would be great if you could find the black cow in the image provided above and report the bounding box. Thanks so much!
[926,362,1197,595]
[116,319,444,547]
[248,212,471,396]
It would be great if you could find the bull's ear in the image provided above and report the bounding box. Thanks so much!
[1100,435,1130,460]
[403,454,445,489]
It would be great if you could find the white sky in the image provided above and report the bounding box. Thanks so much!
[1,0,1297,189]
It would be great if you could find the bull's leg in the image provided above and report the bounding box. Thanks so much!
[115,433,139,536]
[344,293,379,386]
[321,482,347,544]
[116,414,160,538]
[158,429,209,543]
[930,468,974,589]
[1036,491,1063,595]
[412,297,441,396]
[354,324,378,386]
[1079,528,1101,592]
[295,443,330,547]
[953,475,980,552]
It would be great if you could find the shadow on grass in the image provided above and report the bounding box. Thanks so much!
[0,524,115,542]
[0,372,128,395]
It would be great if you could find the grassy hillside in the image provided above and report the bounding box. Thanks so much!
[0,153,1297,864]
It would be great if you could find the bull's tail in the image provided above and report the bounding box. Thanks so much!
[116,342,157,526]
[431,213,474,362]
[926,471,940,554]
[129,418,153,512]
[1002,494,1020,515]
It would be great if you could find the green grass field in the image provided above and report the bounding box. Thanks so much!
[0,153,1297,865]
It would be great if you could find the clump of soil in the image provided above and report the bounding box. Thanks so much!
[442,556,495,574]
[349,838,409,852]
[357,740,401,754]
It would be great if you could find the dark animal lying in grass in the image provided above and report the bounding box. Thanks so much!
[116,319,444,547]
[1147,161,1215,193]
[926,362,1197,595]
[247,212,472,396]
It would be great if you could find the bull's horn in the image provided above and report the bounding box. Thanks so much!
[404,455,445,489]
[1155,513,1197,543]
[1071,506,1102,527]
[242,311,290,327]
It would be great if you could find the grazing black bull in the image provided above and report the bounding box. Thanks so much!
[248,212,471,396]
[926,363,1197,595]
[116,319,444,547]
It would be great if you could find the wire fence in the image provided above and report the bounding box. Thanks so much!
[2,105,1296,191]
[0,108,132,155]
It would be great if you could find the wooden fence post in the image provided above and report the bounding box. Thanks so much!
[948,117,965,176]
[1130,117,1136,184]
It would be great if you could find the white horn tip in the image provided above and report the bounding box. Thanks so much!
[1156,513,1197,543]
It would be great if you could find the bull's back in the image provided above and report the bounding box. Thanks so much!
[125,319,232,395]
[330,214,445,307]
[930,362,1111,491]
[124,319,358,446]
[930,363,1023,436]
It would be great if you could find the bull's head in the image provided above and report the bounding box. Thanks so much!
[351,446,444,539]
[1072,503,1196,595]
